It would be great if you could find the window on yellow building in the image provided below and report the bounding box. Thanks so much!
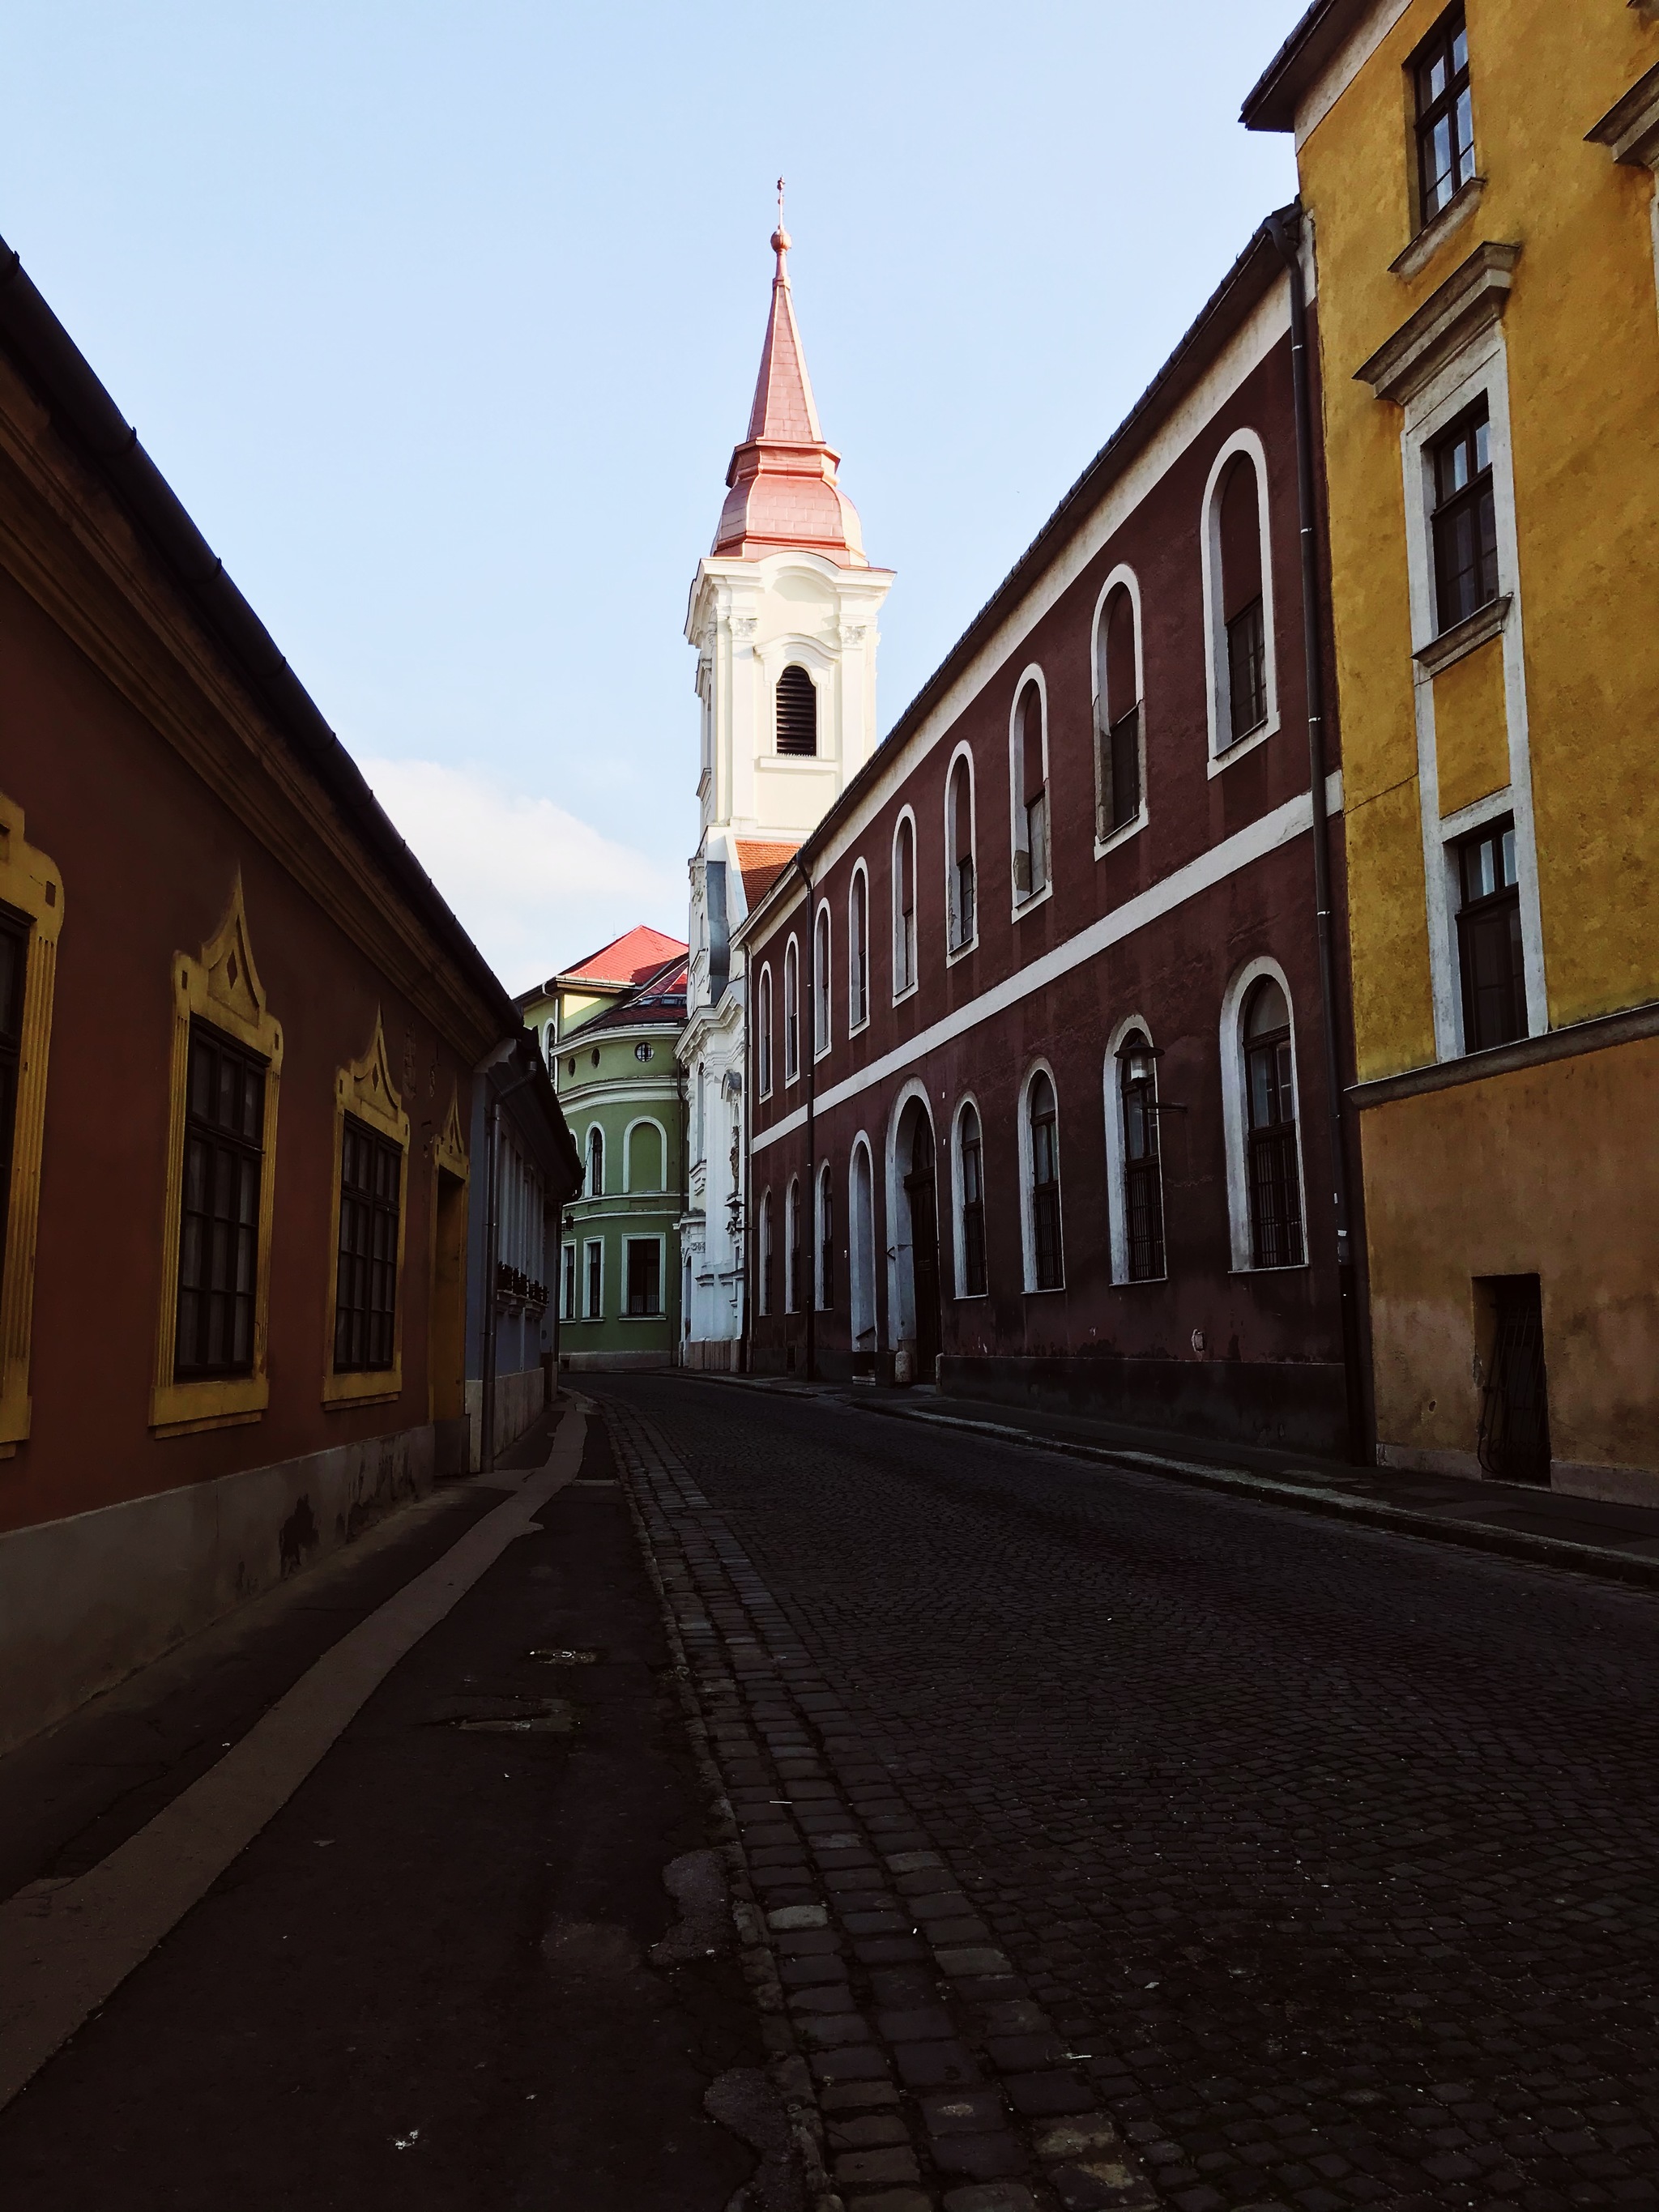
[1413,6,1476,226]
[1455,818,1528,1052]
[1431,401,1499,631]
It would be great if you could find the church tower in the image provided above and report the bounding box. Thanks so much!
[677,197,893,1366]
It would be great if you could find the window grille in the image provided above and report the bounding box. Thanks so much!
[1414,6,1475,225]
[958,1104,987,1297]
[1028,1072,1063,1289]
[1431,402,1499,633]
[334,1113,402,1372]
[1243,980,1303,1268]
[1455,818,1526,1051]
[176,1020,267,1379]
[1119,1035,1166,1281]
[775,664,817,756]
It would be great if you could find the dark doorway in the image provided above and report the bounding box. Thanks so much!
[1476,1274,1550,1485]
[902,1110,941,1383]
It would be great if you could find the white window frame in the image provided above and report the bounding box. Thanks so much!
[1219,955,1311,1275]
[623,1115,668,1194]
[812,898,833,1061]
[816,1160,834,1311]
[1201,428,1281,773]
[1090,565,1150,857]
[847,1134,877,1357]
[621,1231,667,1320]
[1007,667,1053,916]
[943,742,979,960]
[1017,1058,1064,1294]
[847,861,871,1034]
[1102,1013,1166,1287]
[783,934,801,1085]
[1397,332,1546,1062]
[890,807,919,1004]
[950,1093,988,1301]
[582,1235,605,1319]
[757,963,774,1098]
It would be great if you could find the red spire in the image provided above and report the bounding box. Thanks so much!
[712,185,868,566]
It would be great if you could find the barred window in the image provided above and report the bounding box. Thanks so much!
[175,1020,267,1379]
[334,1115,401,1372]
[1118,1034,1166,1282]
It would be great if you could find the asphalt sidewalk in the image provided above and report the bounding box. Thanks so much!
[672,1368,1659,1589]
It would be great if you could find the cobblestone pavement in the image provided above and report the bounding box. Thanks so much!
[592,1375,1659,2212]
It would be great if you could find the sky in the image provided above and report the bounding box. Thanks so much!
[6,2,1307,992]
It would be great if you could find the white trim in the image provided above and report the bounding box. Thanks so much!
[621,1115,669,1195]
[783,933,801,1085]
[847,1134,878,1356]
[1201,427,1281,771]
[1218,957,1310,1275]
[949,1093,987,1301]
[621,1230,668,1319]
[1018,1059,1064,1294]
[1397,330,1546,1061]
[1007,666,1053,916]
[884,1079,936,1352]
[847,861,871,1034]
[583,1120,606,1200]
[891,807,919,1004]
[753,774,1344,1153]
[1090,565,1150,858]
[812,898,833,1061]
[757,961,774,1099]
[582,1234,605,1320]
[943,741,979,961]
[1102,1014,1166,1288]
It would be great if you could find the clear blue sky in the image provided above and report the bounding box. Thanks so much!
[6,2,1306,989]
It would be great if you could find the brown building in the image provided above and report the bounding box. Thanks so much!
[739,220,1368,1459]
[0,240,578,1753]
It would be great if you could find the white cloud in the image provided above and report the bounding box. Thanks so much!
[356,755,684,995]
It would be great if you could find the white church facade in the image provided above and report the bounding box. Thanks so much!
[677,205,893,1367]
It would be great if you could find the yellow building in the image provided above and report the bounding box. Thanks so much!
[1245,2,1659,1500]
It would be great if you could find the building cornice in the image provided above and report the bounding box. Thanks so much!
[1350,999,1659,1110]
[1587,56,1659,169]
[1354,241,1523,405]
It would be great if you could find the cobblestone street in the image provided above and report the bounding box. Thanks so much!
[595,1374,1659,2212]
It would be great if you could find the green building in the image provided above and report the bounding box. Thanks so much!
[518,927,688,1370]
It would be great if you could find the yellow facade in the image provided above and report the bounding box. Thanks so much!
[1253,0,1659,1494]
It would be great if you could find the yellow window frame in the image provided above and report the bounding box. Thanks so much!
[0,793,65,1458]
[151,876,284,1438]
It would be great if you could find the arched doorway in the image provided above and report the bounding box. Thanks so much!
[850,1140,877,1376]
[893,1094,941,1382]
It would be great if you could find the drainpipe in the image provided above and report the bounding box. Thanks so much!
[794,854,817,1383]
[1266,204,1370,1467]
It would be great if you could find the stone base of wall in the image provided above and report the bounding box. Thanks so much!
[0,1421,441,1758]
[680,1338,744,1373]
[463,1366,547,1473]
[939,1353,1351,1460]
[1380,1440,1659,1510]
[563,1349,673,1372]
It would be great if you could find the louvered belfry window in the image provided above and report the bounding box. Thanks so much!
[776,665,818,756]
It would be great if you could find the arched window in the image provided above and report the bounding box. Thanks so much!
[586,1125,604,1199]
[813,903,831,1058]
[946,751,976,951]
[893,814,917,995]
[544,1019,558,1066]
[1010,678,1049,901]
[1116,1033,1166,1281]
[776,664,817,757]
[1204,437,1277,759]
[758,1190,774,1317]
[1026,1070,1064,1290]
[849,1138,876,1358]
[1094,579,1142,837]
[955,1101,987,1297]
[1243,978,1304,1267]
[757,965,774,1097]
[786,1178,802,1312]
[848,867,868,1030]
[783,937,800,1082]
[627,1119,663,1193]
[817,1162,834,1310]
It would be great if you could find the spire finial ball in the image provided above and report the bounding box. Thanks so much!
[772,175,790,258]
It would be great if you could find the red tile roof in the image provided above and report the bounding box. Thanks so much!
[561,923,687,989]
[736,838,801,914]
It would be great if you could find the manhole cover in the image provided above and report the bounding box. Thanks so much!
[428,1695,578,1733]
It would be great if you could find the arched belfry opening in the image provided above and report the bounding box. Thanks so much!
[776,664,817,756]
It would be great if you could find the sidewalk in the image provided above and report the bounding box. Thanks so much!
[674,1367,1659,1591]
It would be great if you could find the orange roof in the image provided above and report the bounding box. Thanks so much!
[736,838,801,914]
[562,923,688,989]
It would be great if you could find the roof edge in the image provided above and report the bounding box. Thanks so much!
[1240,0,1370,134]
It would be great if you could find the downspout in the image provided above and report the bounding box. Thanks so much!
[794,855,817,1383]
[1266,205,1369,1467]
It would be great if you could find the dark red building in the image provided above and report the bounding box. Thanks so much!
[738,218,1367,1458]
